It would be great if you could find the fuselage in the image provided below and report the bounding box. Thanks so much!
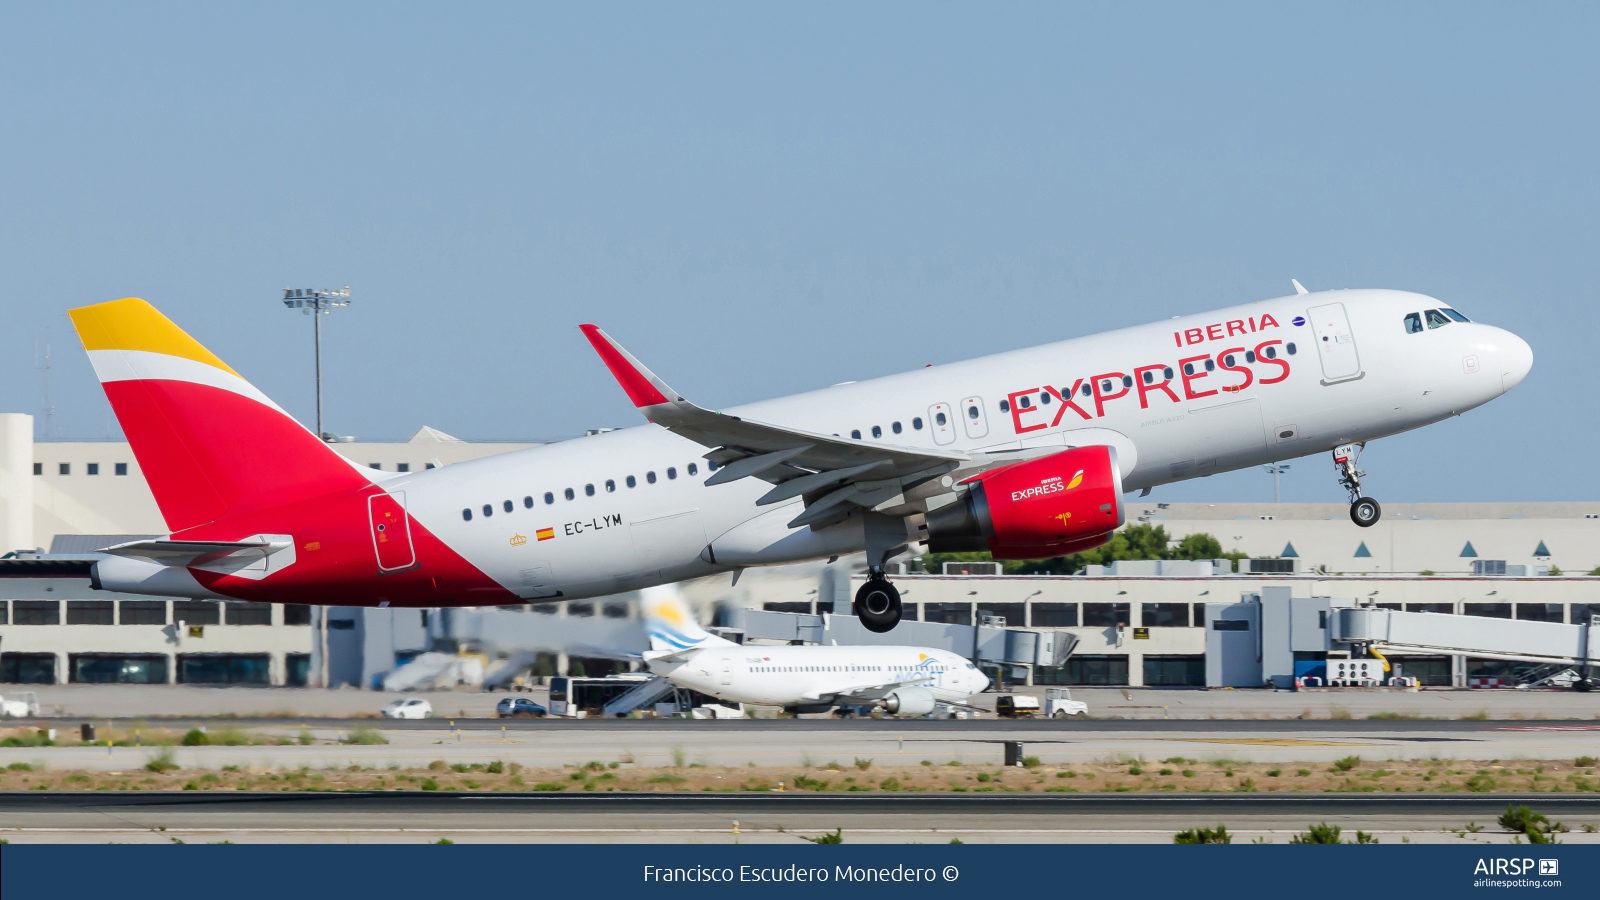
[90,288,1531,607]
[648,644,987,708]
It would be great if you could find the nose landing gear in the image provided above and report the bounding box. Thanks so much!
[1334,442,1381,527]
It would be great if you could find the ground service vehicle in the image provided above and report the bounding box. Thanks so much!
[996,695,1042,718]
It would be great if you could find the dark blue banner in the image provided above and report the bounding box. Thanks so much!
[3,845,1596,898]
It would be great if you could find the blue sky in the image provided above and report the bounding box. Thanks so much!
[2,3,1595,504]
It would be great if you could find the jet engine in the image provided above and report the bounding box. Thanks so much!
[925,445,1125,560]
[881,687,937,717]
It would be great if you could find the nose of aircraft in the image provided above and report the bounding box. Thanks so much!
[1496,328,1534,393]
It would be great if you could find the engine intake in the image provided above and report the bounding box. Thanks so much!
[926,445,1125,560]
[881,687,937,717]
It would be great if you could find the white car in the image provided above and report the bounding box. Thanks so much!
[0,691,40,718]
[380,698,432,719]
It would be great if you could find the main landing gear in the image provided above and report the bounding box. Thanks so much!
[1334,442,1381,528]
[855,569,902,634]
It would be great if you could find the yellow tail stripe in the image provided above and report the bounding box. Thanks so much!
[69,298,240,378]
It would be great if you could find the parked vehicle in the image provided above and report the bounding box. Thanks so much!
[996,694,1042,718]
[496,697,547,718]
[380,698,433,719]
[1045,687,1088,718]
[0,691,40,718]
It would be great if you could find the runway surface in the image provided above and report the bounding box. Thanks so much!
[4,791,1597,844]
[7,719,1596,770]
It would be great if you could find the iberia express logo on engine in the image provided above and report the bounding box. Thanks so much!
[1011,469,1084,503]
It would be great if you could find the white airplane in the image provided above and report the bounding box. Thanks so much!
[72,285,1531,633]
[638,586,988,715]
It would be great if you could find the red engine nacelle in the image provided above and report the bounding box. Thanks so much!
[925,445,1125,560]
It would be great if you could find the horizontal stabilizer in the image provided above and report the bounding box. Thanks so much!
[99,538,284,569]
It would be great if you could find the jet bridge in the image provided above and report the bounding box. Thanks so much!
[1335,607,1599,670]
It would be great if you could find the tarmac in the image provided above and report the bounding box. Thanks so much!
[4,718,1597,770]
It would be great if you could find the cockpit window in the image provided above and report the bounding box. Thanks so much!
[1440,307,1470,323]
[1404,312,1423,334]
[1425,309,1451,329]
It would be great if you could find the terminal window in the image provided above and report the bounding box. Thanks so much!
[922,603,972,626]
[1143,655,1204,686]
[58,463,70,475]
[115,463,128,475]
[12,601,60,625]
[225,602,273,625]
[119,601,167,625]
[1141,603,1189,628]
[66,601,114,625]
[1083,602,1130,627]
[173,600,221,626]
[1406,603,1454,614]
[0,653,56,683]
[70,653,167,684]
[86,463,99,475]
[1030,603,1078,627]
[602,602,629,619]
[1463,603,1512,619]
[282,604,313,626]
[568,602,594,617]
[1515,603,1564,623]
[977,603,1024,627]
[1573,604,1600,625]
[1191,603,1206,627]
[1037,655,1128,686]
[178,653,269,684]
[764,602,812,614]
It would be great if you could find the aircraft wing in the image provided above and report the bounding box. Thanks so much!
[581,325,982,529]
[97,539,277,567]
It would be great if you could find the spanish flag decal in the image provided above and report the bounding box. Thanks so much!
[536,527,555,542]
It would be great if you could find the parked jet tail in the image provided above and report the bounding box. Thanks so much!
[640,585,733,654]
[68,298,374,534]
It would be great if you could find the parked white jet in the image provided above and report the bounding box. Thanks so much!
[72,286,1531,634]
[639,587,988,716]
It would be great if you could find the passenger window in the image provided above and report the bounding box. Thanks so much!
[585,484,595,496]
[626,475,636,488]
[707,459,718,471]
[564,488,575,500]
[999,399,1011,412]
[647,471,657,484]
[462,509,472,521]
[851,429,861,439]
[892,421,902,433]
[1183,363,1194,376]
[1441,308,1470,322]
[1100,380,1112,392]
[871,425,882,438]
[1205,359,1215,371]
[482,504,493,517]
[1121,376,1132,388]
[1141,371,1153,384]
[544,492,555,504]
[1245,350,1256,363]
[935,412,946,426]
[1040,392,1051,405]
[1018,395,1030,408]
[1081,383,1091,397]
[1425,309,1451,329]
[605,479,615,492]
[687,463,698,475]
[1223,354,1235,366]
[523,496,533,508]
[1404,312,1423,334]
[1286,343,1296,355]
[967,405,979,419]
[503,500,513,513]
[913,417,923,430]
[1263,346,1276,359]
[1163,367,1173,379]
[667,467,677,479]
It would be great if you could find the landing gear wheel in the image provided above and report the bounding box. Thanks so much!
[1350,497,1381,528]
[854,577,902,634]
